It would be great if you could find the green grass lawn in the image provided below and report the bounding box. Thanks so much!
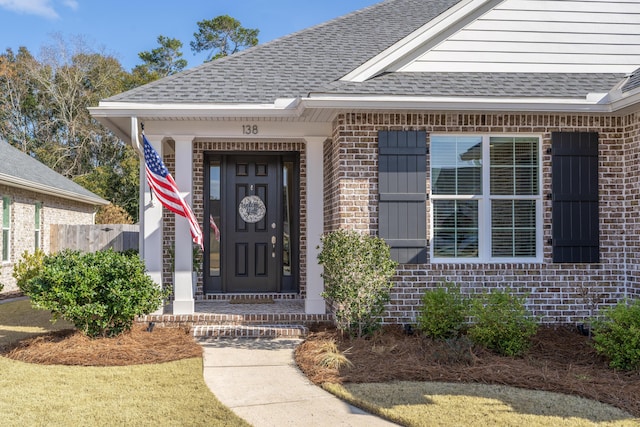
[0,299,249,427]
[0,298,74,349]
[326,380,640,427]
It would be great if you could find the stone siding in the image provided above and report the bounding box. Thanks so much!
[324,112,640,324]
[0,185,96,292]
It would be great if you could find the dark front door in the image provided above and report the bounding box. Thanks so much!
[223,155,280,292]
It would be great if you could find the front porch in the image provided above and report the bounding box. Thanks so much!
[141,136,328,317]
[139,297,334,338]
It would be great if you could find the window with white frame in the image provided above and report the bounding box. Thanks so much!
[2,196,10,262]
[34,202,41,251]
[430,135,541,262]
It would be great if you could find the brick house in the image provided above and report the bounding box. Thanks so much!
[0,141,108,292]
[91,0,640,323]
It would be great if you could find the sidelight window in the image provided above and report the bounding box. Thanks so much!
[209,161,221,276]
[282,161,293,277]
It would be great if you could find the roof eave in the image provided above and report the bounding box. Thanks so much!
[89,98,303,119]
[301,94,617,113]
[0,174,109,206]
[89,99,305,140]
[610,88,640,114]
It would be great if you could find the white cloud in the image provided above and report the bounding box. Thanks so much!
[62,0,78,11]
[0,0,78,19]
[0,0,57,18]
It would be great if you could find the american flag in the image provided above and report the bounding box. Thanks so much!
[143,134,203,249]
[210,215,220,241]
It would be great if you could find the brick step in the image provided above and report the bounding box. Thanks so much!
[192,324,308,338]
[139,312,333,328]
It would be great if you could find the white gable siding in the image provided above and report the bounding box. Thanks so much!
[398,0,640,73]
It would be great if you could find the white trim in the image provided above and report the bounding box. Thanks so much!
[90,90,637,137]
[300,94,616,113]
[89,98,303,118]
[142,135,164,314]
[429,134,543,264]
[2,196,10,263]
[173,136,196,314]
[304,136,327,315]
[340,0,501,82]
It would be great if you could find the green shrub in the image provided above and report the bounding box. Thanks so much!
[417,282,470,339]
[120,248,139,258]
[318,230,398,338]
[468,289,538,357]
[20,249,169,338]
[592,299,640,371]
[13,249,46,291]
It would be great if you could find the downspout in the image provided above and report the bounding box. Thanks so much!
[605,76,633,301]
[623,120,629,301]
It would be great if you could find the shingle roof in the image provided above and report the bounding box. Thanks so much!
[313,72,625,98]
[0,141,108,205]
[104,0,630,105]
[105,0,463,104]
[622,68,640,93]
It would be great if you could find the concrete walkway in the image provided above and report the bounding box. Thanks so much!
[199,337,397,427]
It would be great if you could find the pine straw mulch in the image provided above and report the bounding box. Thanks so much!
[1,324,202,366]
[295,325,640,418]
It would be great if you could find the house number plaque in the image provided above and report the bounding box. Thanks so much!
[238,195,266,223]
[242,124,259,135]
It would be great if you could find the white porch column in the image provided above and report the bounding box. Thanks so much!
[141,134,163,314]
[304,137,326,314]
[172,136,196,315]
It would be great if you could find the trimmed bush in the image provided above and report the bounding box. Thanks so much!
[417,282,470,339]
[468,289,538,357]
[592,299,640,371]
[13,249,46,291]
[318,230,397,338]
[19,249,169,338]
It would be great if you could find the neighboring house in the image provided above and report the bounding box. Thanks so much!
[91,0,640,323]
[0,141,109,292]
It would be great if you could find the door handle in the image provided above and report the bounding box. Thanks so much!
[271,235,277,258]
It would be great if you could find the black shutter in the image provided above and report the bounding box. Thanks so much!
[551,132,599,263]
[378,130,427,263]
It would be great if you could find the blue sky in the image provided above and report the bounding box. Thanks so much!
[0,0,380,71]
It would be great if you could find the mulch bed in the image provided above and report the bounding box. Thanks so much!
[2,324,202,366]
[295,325,640,417]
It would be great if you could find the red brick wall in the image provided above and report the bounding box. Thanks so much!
[325,112,637,324]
